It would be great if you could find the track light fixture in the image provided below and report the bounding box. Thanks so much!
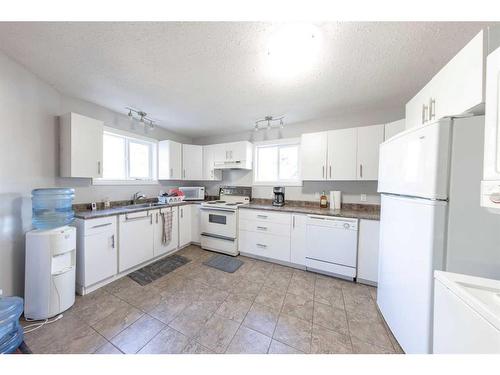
[125,107,155,131]
[254,115,285,131]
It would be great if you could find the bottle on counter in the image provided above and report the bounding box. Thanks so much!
[320,191,328,208]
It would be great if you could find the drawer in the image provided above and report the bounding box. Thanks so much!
[239,218,290,237]
[305,257,356,279]
[239,209,291,225]
[83,216,117,236]
[239,230,290,262]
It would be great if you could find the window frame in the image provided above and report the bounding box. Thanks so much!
[93,127,158,186]
[253,138,302,187]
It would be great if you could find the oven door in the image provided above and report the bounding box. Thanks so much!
[200,207,237,239]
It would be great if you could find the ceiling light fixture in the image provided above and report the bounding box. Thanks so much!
[125,107,156,132]
[254,115,285,131]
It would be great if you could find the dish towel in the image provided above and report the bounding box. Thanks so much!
[161,209,173,245]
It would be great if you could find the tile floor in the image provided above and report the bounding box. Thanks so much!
[23,245,404,354]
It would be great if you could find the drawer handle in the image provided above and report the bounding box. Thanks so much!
[125,214,150,221]
[257,215,268,219]
[256,243,267,248]
[91,222,112,229]
[256,226,268,230]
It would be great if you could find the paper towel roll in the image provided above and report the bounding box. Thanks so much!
[330,191,341,210]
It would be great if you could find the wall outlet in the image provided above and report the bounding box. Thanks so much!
[360,194,367,202]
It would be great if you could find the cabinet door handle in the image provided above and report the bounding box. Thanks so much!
[156,212,158,224]
[124,213,150,221]
[97,161,101,175]
[422,104,429,124]
[257,214,268,219]
[329,165,332,178]
[91,222,112,229]
[322,165,325,178]
[292,216,295,229]
[150,214,153,225]
[170,168,173,178]
[429,98,435,120]
[180,208,183,218]
[359,164,363,179]
[256,243,267,248]
[257,226,268,231]
[111,234,115,249]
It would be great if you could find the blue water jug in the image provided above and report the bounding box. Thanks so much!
[0,296,24,354]
[32,188,75,229]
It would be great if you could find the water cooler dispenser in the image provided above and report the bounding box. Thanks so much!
[24,226,76,320]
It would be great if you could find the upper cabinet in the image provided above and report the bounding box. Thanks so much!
[158,140,182,180]
[300,124,384,181]
[60,112,103,178]
[384,119,405,141]
[203,145,222,181]
[182,144,203,180]
[406,28,500,130]
[213,141,253,169]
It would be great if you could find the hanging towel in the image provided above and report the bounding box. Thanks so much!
[161,208,173,245]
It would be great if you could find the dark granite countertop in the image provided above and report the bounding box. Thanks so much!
[74,200,202,220]
[240,201,380,221]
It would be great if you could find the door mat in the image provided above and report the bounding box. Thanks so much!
[203,254,243,273]
[128,254,190,286]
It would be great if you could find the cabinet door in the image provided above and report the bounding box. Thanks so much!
[357,219,380,285]
[327,128,357,180]
[300,132,328,180]
[484,44,500,181]
[228,141,247,161]
[213,143,227,163]
[118,211,154,272]
[153,207,179,257]
[159,140,182,179]
[203,145,222,180]
[290,214,307,266]
[182,144,203,180]
[357,125,384,180]
[179,205,192,247]
[191,204,201,243]
[384,119,405,140]
[83,226,117,286]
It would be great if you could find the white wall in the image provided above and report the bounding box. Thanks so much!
[0,50,191,296]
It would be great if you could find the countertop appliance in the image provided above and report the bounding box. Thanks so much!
[305,215,358,280]
[433,271,500,353]
[200,186,251,256]
[273,186,285,207]
[377,116,500,354]
[25,226,76,320]
[178,186,205,201]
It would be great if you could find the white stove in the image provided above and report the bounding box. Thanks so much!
[200,186,251,256]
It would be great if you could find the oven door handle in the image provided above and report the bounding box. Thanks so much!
[201,233,236,241]
[200,207,236,213]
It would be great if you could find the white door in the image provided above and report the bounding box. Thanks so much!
[357,219,380,285]
[203,145,222,180]
[327,128,357,180]
[83,224,117,286]
[377,194,447,354]
[384,119,406,141]
[191,204,201,243]
[290,214,307,266]
[158,140,182,179]
[213,143,227,164]
[182,144,203,180]
[153,207,179,257]
[71,113,103,178]
[179,205,192,247]
[118,211,154,272]
[378,119,451,200]
[300,132,328,180]
[357,124,384,180]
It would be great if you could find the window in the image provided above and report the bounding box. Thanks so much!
[94,128,157,185]
[253,138,301,186]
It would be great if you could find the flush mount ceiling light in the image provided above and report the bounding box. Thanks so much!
[254,115,285,131]
[126,107,155,132]
[263,23,323,82]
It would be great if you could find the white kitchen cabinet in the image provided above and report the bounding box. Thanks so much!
[213,141,253,169]
[327,128,357,180]
[290,214,307,266]
[118,211,154,272]
[406,29,500,130]
[179,205,192,248]
[158,140,182,180]
[202,145,222,180]
[300,131,328,180]
[75,216,117,294]
[357,219,380,285]
[357,124,384,180]
[60,112,103,178]
[182,144,203,180]
[384,119,405,140]
[152,207,179,257]
[190,204,201,243]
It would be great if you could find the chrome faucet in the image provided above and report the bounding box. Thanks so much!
[133,192,147,204]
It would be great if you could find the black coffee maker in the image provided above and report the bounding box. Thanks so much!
[273,186,285,207]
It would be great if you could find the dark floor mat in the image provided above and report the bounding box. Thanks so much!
[203,254,243,273]
[128,254,190,286]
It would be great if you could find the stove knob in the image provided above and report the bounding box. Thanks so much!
[343,223,350,229]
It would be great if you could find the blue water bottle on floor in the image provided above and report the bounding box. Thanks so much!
[0,296,24,354]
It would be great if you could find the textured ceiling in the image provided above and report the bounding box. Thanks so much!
[0,22,495,137]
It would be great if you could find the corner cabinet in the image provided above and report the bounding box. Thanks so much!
[357,219,380,286]
[300,124,384,181]
[203,145,223,180]
[290,214,307,266]
[60,112,103,178]
[158,140,182,180]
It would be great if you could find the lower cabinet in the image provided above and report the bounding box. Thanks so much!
[357,219,380,285]
[179,205,192,248]
[191,204,201,243]
[290,214,307,266]
[153,207,179,257]
[118,210,154,272]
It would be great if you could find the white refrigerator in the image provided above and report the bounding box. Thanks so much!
[377,118,452,354]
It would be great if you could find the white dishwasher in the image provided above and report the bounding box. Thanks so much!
[305,215,358,280]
